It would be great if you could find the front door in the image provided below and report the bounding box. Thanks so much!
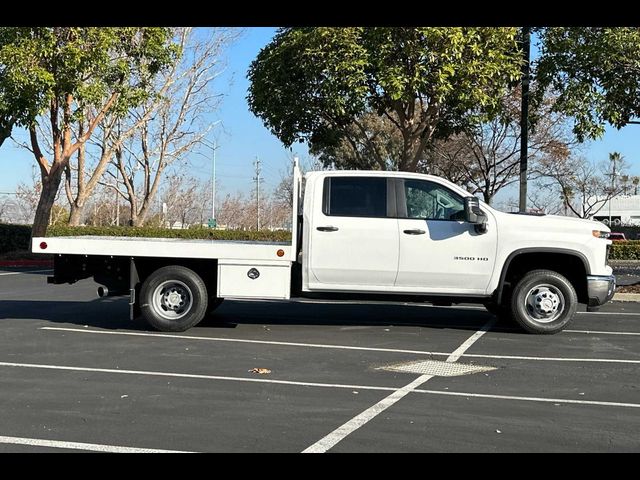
[308,176,399,288]
[395,178,497,295]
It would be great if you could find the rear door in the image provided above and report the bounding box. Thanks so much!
[307,176,399,288]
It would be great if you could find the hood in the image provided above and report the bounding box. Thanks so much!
[495,210,609,233]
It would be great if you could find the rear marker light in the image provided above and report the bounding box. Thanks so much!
[40,242,48,250]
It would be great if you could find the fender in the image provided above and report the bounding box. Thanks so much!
[495,248,590,304]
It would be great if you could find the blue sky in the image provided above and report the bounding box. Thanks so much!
[0,27,638,203]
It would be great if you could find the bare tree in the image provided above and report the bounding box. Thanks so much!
[160,175,213,228]
[535,155,628,219]
[98,28,234,227]
[428,89,575,204]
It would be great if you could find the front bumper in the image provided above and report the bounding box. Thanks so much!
[587,275,616,310]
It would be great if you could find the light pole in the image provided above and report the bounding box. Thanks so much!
[201,138,219,228]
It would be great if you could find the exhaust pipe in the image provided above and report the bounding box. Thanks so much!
[97,286,128,298]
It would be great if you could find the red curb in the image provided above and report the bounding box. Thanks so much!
[0,260,54,267]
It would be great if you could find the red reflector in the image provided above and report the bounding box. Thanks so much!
[276,249,285,257]
[39,242,48,250]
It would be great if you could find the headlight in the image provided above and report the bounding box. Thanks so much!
[592,230,610,239]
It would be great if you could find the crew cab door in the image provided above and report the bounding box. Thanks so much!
[394,178,497,294]
[307,176,399,288]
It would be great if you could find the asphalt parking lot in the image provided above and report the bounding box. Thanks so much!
[0,267,639,452]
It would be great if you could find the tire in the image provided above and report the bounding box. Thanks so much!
[510,269,577,334]
[140,265,209,332]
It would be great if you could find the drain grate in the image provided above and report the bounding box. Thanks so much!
[378,359,496,377]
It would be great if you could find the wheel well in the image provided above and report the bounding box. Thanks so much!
[498,252,588,305]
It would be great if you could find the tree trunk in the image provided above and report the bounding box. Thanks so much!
[68,202,85,225]
[0,125,13,148]
[31,168,64,238]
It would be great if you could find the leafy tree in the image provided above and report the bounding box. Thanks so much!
[0,27,179,236]
[535,27,640,141]
[248,27,522,172]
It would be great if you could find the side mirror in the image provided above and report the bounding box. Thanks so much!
[464,197,488,233]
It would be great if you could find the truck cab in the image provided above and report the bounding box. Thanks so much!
[300,170,615,333]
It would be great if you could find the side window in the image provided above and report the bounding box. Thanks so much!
[404,180,465,221]
[324,177,387,218]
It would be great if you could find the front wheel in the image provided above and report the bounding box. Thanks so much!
[510,269,577,334]
[140,265,209,332]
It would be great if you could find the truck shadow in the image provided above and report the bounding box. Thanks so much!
[0,298,519,333]
[0,299,139,330]
[207,300,519,333]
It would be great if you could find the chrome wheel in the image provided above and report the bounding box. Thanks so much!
[152,280,193,320]
[524,284,564,323]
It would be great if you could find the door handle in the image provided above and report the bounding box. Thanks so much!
[403,229,426,235]
[317,226,339,232]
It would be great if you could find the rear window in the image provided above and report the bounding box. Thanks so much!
[324,177,387,218]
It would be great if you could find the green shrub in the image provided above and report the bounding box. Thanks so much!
[47,225,292,243]
[0,224,32,254]
[609,240,640,260]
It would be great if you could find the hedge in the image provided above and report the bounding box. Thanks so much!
[609,240,640,260]
[47,225,292,243]
[0,224,32,254]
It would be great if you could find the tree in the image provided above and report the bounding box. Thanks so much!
[60,28,235,226]
[161,175,212,228]
[427,89,575,204]
[248,27,522,172]
[0,27,179,236]
[94,28,231,227]
[535,27,640,142]
[535,154,628,219]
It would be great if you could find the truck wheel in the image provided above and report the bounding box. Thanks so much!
[140,266,209,332]
[510,269,577,334]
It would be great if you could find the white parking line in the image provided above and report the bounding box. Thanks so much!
[565,329,640,336]
[2,360,638,411]
[40,326,453,357]
[301,319,497,453]
[0,435,193,453]
[0,360,400,393]
[0,269,52,276]
[40,327,640,365]
[459,353,640,365]
[413,389,640,409]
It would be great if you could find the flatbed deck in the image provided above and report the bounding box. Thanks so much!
[33,236,293,264]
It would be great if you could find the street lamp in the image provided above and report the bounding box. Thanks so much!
[200,137,219,228]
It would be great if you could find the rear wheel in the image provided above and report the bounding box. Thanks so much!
[510,269,577,334]
[140,265,209,332]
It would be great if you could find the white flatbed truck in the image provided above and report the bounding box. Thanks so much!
[33,162,616,334]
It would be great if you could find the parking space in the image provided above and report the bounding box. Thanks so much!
[1,268,639,452]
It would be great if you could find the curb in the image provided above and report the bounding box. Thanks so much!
[0,260,53,268]
[612,293,640,302]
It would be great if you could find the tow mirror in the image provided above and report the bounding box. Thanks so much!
[464,197,488,233]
